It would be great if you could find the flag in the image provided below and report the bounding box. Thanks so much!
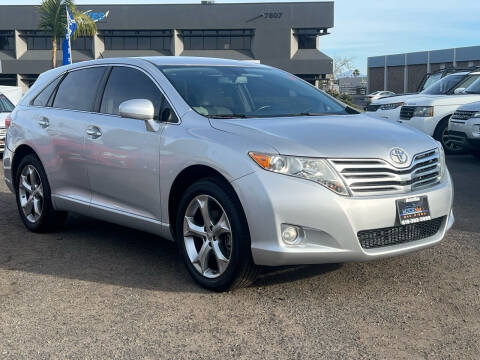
[62,8,77,66]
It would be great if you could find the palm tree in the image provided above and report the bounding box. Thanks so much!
[38,0,97,68]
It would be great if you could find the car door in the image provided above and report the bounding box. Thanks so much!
[37,66,106,210]
[85,65,172,222]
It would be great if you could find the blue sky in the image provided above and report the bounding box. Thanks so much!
[3,0,479,73]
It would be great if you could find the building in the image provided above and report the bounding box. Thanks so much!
[338,76,367,95]
[0,2,334,91]
[368,45,480,94]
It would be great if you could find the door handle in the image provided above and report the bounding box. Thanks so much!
[38,117,50,128]
[86,125,102,139]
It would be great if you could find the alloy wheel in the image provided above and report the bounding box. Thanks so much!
[183,194,233,279]
[18,165,44,223]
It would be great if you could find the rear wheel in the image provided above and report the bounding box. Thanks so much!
[14,154,67,232]
[434,117,463,154]
[176,178,258,291]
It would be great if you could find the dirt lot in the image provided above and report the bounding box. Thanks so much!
[0,155,479,359]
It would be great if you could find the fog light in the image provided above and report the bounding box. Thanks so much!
[281,224,304,245]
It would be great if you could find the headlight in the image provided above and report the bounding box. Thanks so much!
[249,152,349,196]
[437,144,446,180]
[413,106,434,117]
[380,102,404,110]
[472,112,480,118]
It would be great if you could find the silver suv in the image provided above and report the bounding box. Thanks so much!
[3,57,454,291]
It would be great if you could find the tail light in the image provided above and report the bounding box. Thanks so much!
[5,113,11,129]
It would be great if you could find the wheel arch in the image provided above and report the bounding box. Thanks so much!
[433,113,453,139]
[11,144,39,182]
[168,164,247,240]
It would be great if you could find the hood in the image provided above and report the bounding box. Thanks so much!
[457,101,480,112]
[372,93,424,105]
[210,114,438,162]
[405,94,480,106]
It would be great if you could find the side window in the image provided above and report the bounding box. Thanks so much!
[53,67,105,111]
[160,98,178,123]
[100,66,164,120]
[32,76,62,107]
[0,94,15,112]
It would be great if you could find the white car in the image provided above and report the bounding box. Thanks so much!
[0,93,15,154]
[366,72,473,122]
[368,71,480,153]
[448,80,480,159]
[366,90,395,103]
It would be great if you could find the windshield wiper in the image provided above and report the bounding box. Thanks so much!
[207,114,249,119]
[294,112,329,116]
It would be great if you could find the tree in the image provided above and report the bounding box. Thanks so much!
[38,0,97,69]
[333,56,354,80]
[352,69,360,77]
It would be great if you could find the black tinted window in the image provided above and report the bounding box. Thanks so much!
[53,67,105,111]
[0,94,14,112]
[100,66,163,120]
[33,76,62,107]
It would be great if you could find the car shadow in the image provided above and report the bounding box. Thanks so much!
[0,191,339,293]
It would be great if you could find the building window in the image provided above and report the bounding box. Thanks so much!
[297,35,316,49]
[101,30,172,51]
[21,30,91,51]
[293,28,329,50]
[0,31,14,51]
[180,29,254,50]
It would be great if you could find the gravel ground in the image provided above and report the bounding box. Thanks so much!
[0,155,479,359]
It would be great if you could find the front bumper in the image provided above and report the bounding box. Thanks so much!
[232,170,454,266]
[448,119,480,151]
[398,116,437,136]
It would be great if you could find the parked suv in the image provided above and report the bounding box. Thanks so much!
[397,71,480,153]
[3,57,454,291]
[0,93,15,154]
[365,71,474,124]
[448,79,480,159]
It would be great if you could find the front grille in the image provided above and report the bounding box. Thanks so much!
[451,110,476,123]
[357,216,445,249]
[400,106,415,120]
[329,149,441,196]
[366,104,381,112]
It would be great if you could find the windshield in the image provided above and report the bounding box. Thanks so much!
[158,65,349,118]
[0,94,14,113]
[455,74,480,92]
[464,77,480,94]
[421,74,466,95]
[420,72,442,91]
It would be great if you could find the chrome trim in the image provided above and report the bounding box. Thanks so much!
[329,149,441,196]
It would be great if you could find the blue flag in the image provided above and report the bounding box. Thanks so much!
[62,8,77,66]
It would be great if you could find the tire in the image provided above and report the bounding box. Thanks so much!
[175,178,258,291]
[14,154,67,232]
[472,150,480,160]
[434,117,464,154]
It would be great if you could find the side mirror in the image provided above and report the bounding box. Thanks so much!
[454,87,465,95]
[119,99,160,132]
[119,99,154,120]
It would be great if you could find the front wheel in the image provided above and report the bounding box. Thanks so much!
[434,118,463,154]
[176,178,258,291]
